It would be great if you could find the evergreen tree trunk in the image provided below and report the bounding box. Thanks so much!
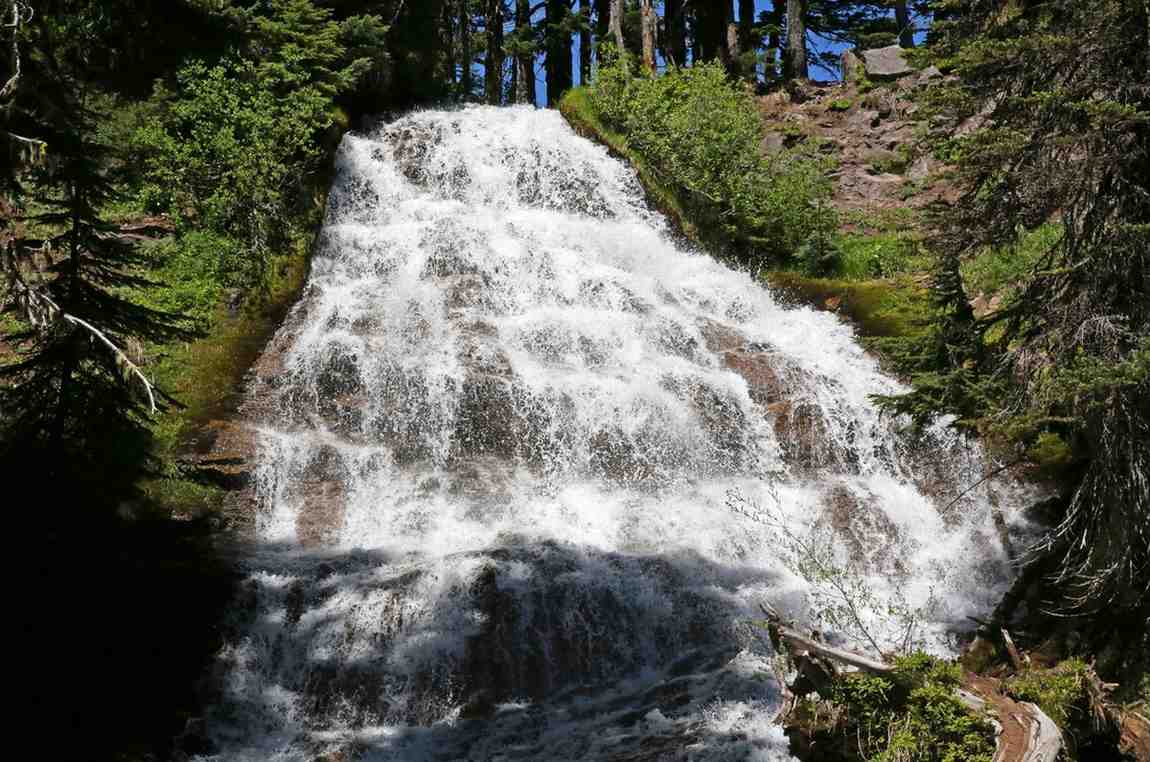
[443,1,458,89]
[545,0,573,105]
[579,0,592,84]
[514,0,535,104]
[766,2,783,82]
[639,0,656,72]
[694,0,727,63]
[484,0,504,104]
[894,0,914,48]
[609,0,625,54]
[461,0,473,98]
[663,0,686,66]
[784,0,808,81]
[594,0,609,47]
[738,0,755,49]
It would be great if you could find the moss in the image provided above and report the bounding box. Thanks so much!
[767,271,932,341]
[137,237,311,514]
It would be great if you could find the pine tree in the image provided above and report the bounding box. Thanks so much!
[2,14,186,505]
[885,0,1150,614]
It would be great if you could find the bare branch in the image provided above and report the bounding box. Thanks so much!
[3,267,158,414]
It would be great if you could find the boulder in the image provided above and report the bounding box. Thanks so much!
[862,45,913,79]
[916,65,942,85]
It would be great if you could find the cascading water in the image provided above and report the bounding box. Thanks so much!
[195,106,1038,761]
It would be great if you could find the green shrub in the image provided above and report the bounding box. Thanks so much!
[1005,659,1090,729]
[589,57,835,260]
[132,0,379,291]
[829,653,996,762]
[829,97,854,111]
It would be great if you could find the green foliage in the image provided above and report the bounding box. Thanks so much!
[828,653,995,762]
[589,58,835,261]
[958,222,1061,298]
[829,97,854,112]
[835,231,917,280]
[133,0,380,290]
[883,0,1150,614]
[1005,659,1090,728]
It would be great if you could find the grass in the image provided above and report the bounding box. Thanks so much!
[960,222,1062,297]
[1004,659,1090,729]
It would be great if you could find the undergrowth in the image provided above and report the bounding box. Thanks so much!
[806,653,997,762]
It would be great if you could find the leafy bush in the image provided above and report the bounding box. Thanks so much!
[1005,659,1090,728]
[829,97,854,112]
[590,58,835,261]
[830,653,996,762]
[133,0,379,291]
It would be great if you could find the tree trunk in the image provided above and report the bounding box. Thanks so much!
[694,0,728,64]
[894,0,915,48]
[639,0,656,72]
[663,0,686,66]
[784,0,808,81]
[764,2,783,81]
[514,0,535,104]
[727,22,739,73]
[609,0,625,55]
[484,0,504,104]
[545,0,573,105]
[461,0,473,99]
[580,0,592,84]
[738,0,755,52]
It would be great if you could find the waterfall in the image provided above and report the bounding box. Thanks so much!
[193,106,1038,761]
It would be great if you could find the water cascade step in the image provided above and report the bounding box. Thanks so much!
[193,105,1038,761]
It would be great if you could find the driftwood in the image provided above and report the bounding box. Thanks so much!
[760,603,1064,762]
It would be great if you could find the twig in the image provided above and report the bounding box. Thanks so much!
[939,458,1024,515]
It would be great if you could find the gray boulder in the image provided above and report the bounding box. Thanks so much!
[862,45,912,79]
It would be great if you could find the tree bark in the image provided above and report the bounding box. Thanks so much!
[765,2,783,81]
[545,0,573,105]
[738,0,755,54]
[784,0,808,81]
[894,0,915,48]
[693,0,729,64]
[609,0,625,55]
[460,0,473,99]
[639,0,656,72]
[484,0,504,104]
[663,0,686,66]
[579,0,592,84]
[514,0,535,104]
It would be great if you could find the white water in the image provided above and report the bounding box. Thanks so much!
[196,106,1038,761]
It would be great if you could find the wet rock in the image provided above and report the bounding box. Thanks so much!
[722,347,790,406]
[819,484,900,565]
[698,317,747,354]
[862,45,913,80]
